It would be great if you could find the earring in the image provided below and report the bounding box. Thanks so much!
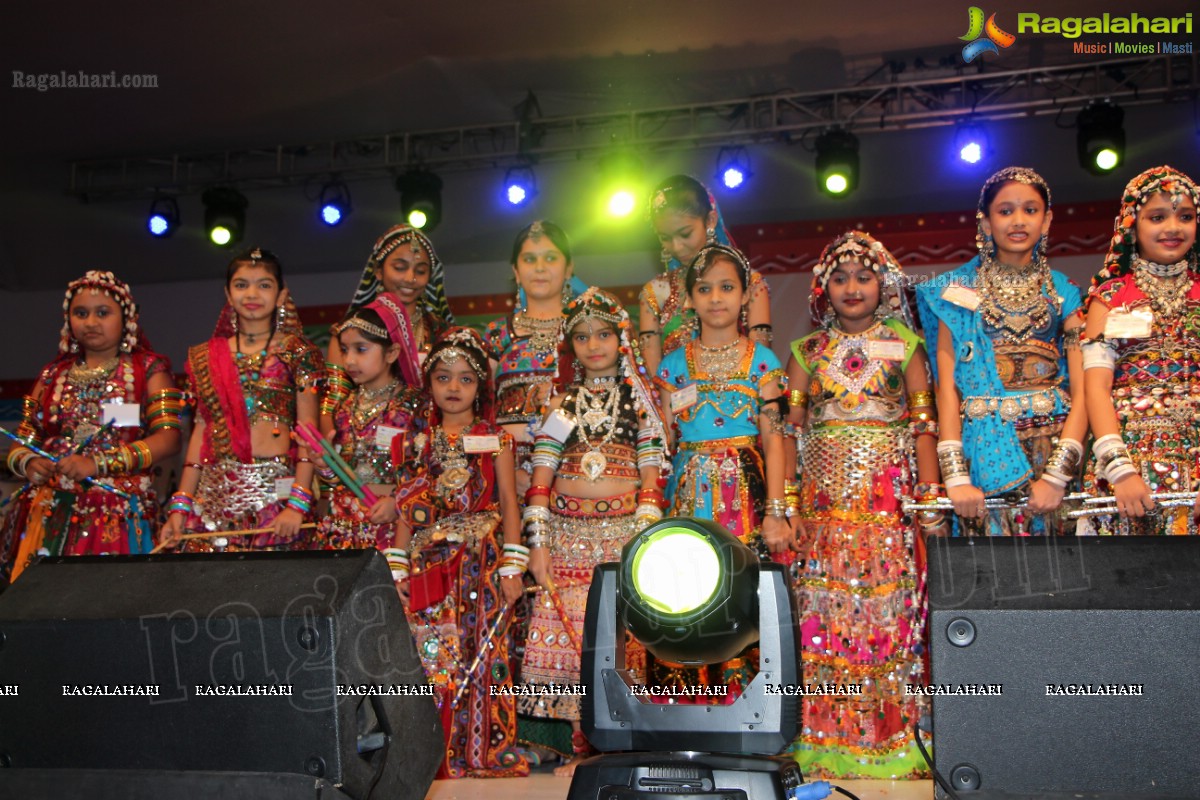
[513,287,523,312]
[230,314,238,335]
[562,280,572,305]
[69,339,79,353]
[705,227,716,245]
[277,304,287,327]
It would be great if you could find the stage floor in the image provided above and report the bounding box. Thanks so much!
[427,775,933,799]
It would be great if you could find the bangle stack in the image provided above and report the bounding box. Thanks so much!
[167,491,194,517]
[1093,434,1136,483]
[788,389,809,410]
[385,547,410,582]
[523,504,551,548]
[937,440,972,488]
[7,447,37,479]
[1042,438,1083,488]
[498,543,530,578]
[286,484,314,515]
[907,390,935,408]
[909,409,939,439]
[764,498,787,519]
[146,388,185,432]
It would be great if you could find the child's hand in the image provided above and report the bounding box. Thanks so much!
[368,495,397,525]
[948,484,987,519]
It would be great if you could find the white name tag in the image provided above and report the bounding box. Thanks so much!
[463,435,501,454]
[375,425,404,449]
[866,339,906,361]
[539,408,577,443]
[101,402,141,428]
[942,284,980,311]
[274,477,297,500]
[1104,308,1154,339]
[670,383,699,413]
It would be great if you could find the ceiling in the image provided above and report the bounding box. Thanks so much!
[1,0,1192,291]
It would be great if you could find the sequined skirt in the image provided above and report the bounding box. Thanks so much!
[185,457,298,550]
[519,490,645,720]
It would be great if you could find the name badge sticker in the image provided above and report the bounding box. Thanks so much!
[463,435,501,454]
[942,284,981,311]
[275,477,298,500]
[671,383,699,413]
[375,425,404,449]
[1104,308,1154,339]
[539,408,577,443]
[866,339,906,361]
[101,402,141,428]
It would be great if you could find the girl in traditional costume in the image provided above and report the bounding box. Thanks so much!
[784,231,936,779]
[916,167,1087,535]
[656,244,790,554]
[314,292,426,549]
[519,287,667,776]
[386,327,529,779]
[2,271,182,581]
[325,225,451,419]
[484,220,579,495]
[1081,165,1200,534]
[640,175,771,375]
[161,248,323,550]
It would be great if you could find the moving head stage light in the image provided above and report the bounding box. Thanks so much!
[568,517,803,800]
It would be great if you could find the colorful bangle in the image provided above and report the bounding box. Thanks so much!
[524,485,552,504]
[146,388,185,432]
[384,547,411,581]
[287,484,315,514]
[167,491,195,516]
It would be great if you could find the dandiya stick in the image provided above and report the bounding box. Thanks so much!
[542,578,584,655]
[150,523,318,553]
[0,426,130,499]
[295,422,379,507]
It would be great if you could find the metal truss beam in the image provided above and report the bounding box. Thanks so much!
[68,54,1197,201]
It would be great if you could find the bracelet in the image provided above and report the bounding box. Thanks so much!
[936,440,971,486]
[635,503,664,522]
[1043,438,1083,486]
[788,390,809,409]
[764,498,787,518]
[183,462,204,470]
[907,391,935,408]
[636,488,667,510]
[384,547,411,581]
[524,485,552,504]
[167,491,195,516]
[1081,338,1117,370]
[522,504,552,523]
[1093,434,1135,483]
[914,481,946,501]
[7,447,36,479]
[287,484,315,514]
[146,388,185,432]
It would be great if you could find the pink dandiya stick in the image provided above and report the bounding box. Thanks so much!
[295,423,380,507]
[150,523,319,553]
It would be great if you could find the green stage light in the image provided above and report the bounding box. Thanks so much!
[619,517,759,665]
[629,525,720,614]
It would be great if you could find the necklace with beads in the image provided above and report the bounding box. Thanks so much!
[514,311,560,353]
[576,377,620,481]
[234,333,270,417]
[696,336,744,381]
[976,253,1052,343]
[1132,256,1190,320]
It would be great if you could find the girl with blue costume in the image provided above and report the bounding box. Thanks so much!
[640,175,772,376]
[916,167,1087,535]
[656,244,791,556]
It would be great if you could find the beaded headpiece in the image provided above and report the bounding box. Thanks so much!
[348,224,453,324]
[809,231,914,328]
[975,166,1052,256]
[556,286,668,459]
[1091,165,1200,293]
[60,270,142,354]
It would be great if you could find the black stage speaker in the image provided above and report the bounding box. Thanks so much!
[0,550,442,800]
[927,535,1200,798]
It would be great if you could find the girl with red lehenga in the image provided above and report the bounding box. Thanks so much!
[160,248,323,551]
[2,271,182,582]
[386,328,529,779]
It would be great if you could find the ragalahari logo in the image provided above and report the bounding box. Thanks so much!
[960,7,1017,62]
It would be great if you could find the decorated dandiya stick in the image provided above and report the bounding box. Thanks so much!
[543,579,584,654]
[72,418,116,455]
[295,422,379,506]
[450,588,538,708]
[0,426,130,499]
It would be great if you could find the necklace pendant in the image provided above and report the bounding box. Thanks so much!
[580,450,607,482]
[438,466,470,494]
